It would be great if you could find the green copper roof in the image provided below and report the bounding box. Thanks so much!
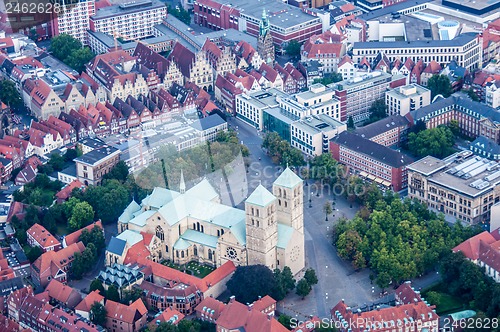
[173,238,191,250]
[117,230,143,246]
[246,184,276,207]
[118,200,141,224]
[186,178,219,201]
[274,168,302,189]
[181,229,218,248]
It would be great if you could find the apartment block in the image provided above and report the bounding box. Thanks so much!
[89,0,167,41]
[51,0,96,45]
[352,33,482,71]
[486,81,500,109]
[74,146,120,186]
[407,151,500,224]
[354,114,411,147]
[385,83,431,116]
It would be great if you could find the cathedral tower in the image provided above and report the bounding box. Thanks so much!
[273,168,304,234]
[245,184,278,269]
[257,8,275,65]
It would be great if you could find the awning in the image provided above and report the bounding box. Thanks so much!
[374,178,383,184]
[367,174,376,180]
[382,180,392,187]
[359,171,368,178]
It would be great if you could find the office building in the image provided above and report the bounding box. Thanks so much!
[352,33,482,71]
[51,0,96,45]
[407,151,500,224]
[74,145,120,185]
[193,0,323,48]
[385,83,431,116]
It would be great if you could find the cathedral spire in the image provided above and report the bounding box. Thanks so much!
[180,169,186,194]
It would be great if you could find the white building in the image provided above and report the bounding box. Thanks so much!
[486,81,500,110]
[385,83,431,116]
[52,0,95,45]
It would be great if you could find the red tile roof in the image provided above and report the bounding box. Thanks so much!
[56,179,86,202]
[75,290,105,313]
[258,63,279,83]
[394,282,422,304]
[167,42,196,78]
[105,298,147,324]
[303,31,344,59]
[216,299,288,332]
[453,231,496,260]
[45,279,82,308]
[422,60,442,74]
[251,295,276,313]
[154,307,185,325]
[195,297,226,320]
[26,223,60,249]
[63,221,102,247]
[33,242,85,286]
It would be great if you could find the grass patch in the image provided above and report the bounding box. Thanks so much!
[56,224,69,237]
[162,260,215,278]
[422,283,468,315]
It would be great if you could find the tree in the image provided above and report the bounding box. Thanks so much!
[70,252,86,279]
[313,73,343,85]
[408,126,455,158]
[167,5,191,25]
[226,265,277,304]
[285,40,301,57]
[104,161,130,182]
[427,75,453,99]
[0,79,21,106]
[425,291,442,307]
[296,278,312,299]
[466,88,480,102]
[155,322,177,332]
[79,226,105,251]
[304,268,318,285]
[50,34,83,62]
[447,119,460,136]
[121,288,143,305]
[347,116,355,129]
[48,153,65,172]
[272,267,295,300]
[323,202,333,221]
[89,279,105,293]
[68,201,94,231]
[106,285,121,302]
[65,47,95,73]
[278,315,293,329]
[90,302,107,326]
[366,99,387,124]
[26,246,43,263]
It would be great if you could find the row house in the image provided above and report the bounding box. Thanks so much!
[167,42,214,92]
[233,40,264,70]
[202,39,237,77]
[255,63,283,91]
[283,63,307,92]
[133,42,184,90]
[105,299,148,332]
[126,95,154,128]
[482,18,500,64]
[23,125,63,157]
[409,95,500,144]
[45,279,82,310]
[86,51,148,102]
[7,287,99,332]
[1,56,47,89]
[274,63,306,95]
[0,158,13,185]
[0,136,24,170]
[31,241,86,287]
[59,111,89,140]
[76,103,112,138]
[23,79,65,120]
[15,156,42,186]
[215,69,261,114]
[41,115,77,145]
[26,223,61,252]
[113,98,142,130]
[472,70,500,103]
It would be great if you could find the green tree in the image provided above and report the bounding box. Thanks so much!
[50,34,83,62]
[227,265,277,305]
[79,226,105,251]
[313,73,343,85]
[167,5,191,25]
[155,322,177,332]
[70,252,86,279]
[425,291,442,307]
[366,99,387,124]
[68,201,94,231]
[121,288,143,305]
[408,126,455,158]
[89,279,105,294]
[447,119,460,136]
[296,278,312,299]
[104,161,130,183]
[64,148,78,162]
[323,202,333,221]
[347,116,355,129]
[26,246,43,263]
[466,88,480,102]
[65,47,95,73]
[278,315,293,329]
[48,153,65,171]
[106,285,121,302]
[304,268,318,285]
[0,79,21,106]
[90,302,107,326]
[285,40,301,57]
[427,74,453,99]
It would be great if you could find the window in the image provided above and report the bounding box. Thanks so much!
[156,226,164,241]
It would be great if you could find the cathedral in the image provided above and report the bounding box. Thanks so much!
[257,9,275,65]
[112,168,305,275]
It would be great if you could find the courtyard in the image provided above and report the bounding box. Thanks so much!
[162,260,216,278]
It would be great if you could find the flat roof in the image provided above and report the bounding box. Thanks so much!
[91,0,166,20]
[386,84,430,99]
[442,0,499,11]
[74,146,120,166]
[219,0,320,29]
[238,88,284,109]
[353,33,478,49]
[292,114,345,134]
[369,14,433,41]
[197,29,258,49]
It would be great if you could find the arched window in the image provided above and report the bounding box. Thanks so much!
[165,245,169,253]
[176,251,179,258]
[217,230,220,237]
[221,229,224,235]
[181,251,185,258]
[193,223,196,229]
[197,222,200,232]
[208,249,212,261]
[194,246,198,256]
[257,220,260,227]
[285,201,288,208]
[156,226,164,241]
[283,191,287,199]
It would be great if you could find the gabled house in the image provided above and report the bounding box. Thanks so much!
[420,60,442,86]
[202,39,237,77]
[284,63,307,92]
[22,79,65,120]
[45,279,82,309]
[233,40,263,70]
[258,63,283,91]
[274,63,297,95]
[26,223,61,252]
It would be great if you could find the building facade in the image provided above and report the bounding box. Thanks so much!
[74,146,120,186]
[385,83,431,116]
[257,10,275,65]
[51,0,96,45]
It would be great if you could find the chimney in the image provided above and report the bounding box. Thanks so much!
[229,295,235,303]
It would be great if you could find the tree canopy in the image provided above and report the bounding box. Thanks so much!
[262,132,305,167]
[167,5,191,25]
[296,278,312,299]
[0,79,22,106]
[333,189,480,289]
[408,126,455,158]
[365,99,387,125]
[49,34,95,73]
[427,75,453,99]
[90,302,107,326]
[312,73,343,85]
[285,40,301,57]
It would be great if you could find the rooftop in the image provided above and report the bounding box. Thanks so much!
[74,146,120,166]
[246,184,276,207]
[355,115,411,140]
[352,33,478,49]
[91,0,166,20]
[408,151,500,197]
[291,114,345,135]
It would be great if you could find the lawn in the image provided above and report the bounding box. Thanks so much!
[162,260,216,278]
[422,283,467,315]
